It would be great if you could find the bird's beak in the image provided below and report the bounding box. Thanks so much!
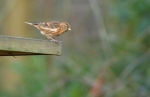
[68,28,71,31]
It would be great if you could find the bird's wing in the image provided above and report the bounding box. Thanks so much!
[46,21,60,29]
[38,21,60,33]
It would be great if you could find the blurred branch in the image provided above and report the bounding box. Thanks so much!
[105,48,150,96]
[88,0,112,59]
[120,49,150,80]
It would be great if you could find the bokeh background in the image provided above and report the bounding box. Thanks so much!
[0,0,150,97]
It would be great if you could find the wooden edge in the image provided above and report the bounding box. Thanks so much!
[0,35,62,56]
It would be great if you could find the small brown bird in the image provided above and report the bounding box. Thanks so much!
[25,21,71,42]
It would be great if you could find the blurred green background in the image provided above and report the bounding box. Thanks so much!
[0,0,150,97]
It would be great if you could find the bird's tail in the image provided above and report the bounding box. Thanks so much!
[24,22,39,25]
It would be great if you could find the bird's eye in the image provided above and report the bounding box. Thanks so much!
[66,26,68,29]
[63,26,67,29]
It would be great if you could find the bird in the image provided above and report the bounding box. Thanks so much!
[25,21,71,42]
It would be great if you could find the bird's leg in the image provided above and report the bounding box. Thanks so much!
[51,38,60,43]
[47,36,60,43]
[51,37,57,42]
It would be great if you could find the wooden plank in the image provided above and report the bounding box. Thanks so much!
[0,35,61,56]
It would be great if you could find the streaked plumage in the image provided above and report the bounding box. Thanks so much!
[25,21,71,42]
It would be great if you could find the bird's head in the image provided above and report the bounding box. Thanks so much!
[60,22,71,32]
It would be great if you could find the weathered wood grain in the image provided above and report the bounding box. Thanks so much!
[0,35,61,56]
